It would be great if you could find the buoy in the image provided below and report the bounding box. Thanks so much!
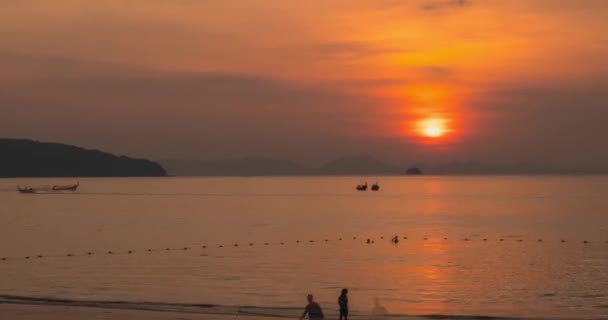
[561,240,566,243]
[37,255,43,258]
[147,249,152,252]
[483,238,488,241]
[296,240,300,243]
[25,256,30,259]
[107,251,113,254]
[67,253,73,257]
[264,242,269,245]
[324,239,328,242]
[444,237,448,240]
[202,246,206,249]
[219,245,223,248]
[183,247,189,250]
[584,240,589,244]
[380,236,384,239]
[1,257,6,261]
[499,239,504,241]
[464,238,469,241]
[280,242,284,245]
[87,252,93,255]
[339,238,342,240]
[249,243,254,246]
[353,237,357,240]
[517,239,523,242]
[234,244,238,247]
[423,237,428,240]
[128,250,133,254]
[403,236,408,240]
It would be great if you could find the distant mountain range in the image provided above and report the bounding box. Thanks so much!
[162,156,600,176]
[0,137,595,178]
[0,139,167,177]
[317,154,400,175]
[163,157,311,176]
[163,154,401,176]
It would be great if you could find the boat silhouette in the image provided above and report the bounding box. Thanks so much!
[17,186,36,194]
[52,182,79,191]
[356,182,368,191]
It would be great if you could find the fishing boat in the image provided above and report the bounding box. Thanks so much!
[17,186,36,194]
[356,182,368,191]
[371,183,380,191]
[52,182,79,191]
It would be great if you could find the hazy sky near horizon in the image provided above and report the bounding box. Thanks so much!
[1,0,607,167]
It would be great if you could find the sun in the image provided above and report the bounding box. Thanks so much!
[423,125,443,137]
[417,118,447,138]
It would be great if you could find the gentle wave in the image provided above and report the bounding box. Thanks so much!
[0,294,541,320]
[0,294,291,317]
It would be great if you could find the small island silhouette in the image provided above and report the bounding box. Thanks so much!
[405,167,423,175]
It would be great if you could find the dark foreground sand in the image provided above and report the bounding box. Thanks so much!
[0,304,280,320]
[0,304,472,320]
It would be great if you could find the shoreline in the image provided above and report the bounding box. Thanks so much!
[0,304,282,320]
[0,303,422,320]
[0,303,526,320]
[0,298,562,320]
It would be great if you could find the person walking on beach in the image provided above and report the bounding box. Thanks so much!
[300,294,324,320]
[371,298,387,315]
[338,288,349,320]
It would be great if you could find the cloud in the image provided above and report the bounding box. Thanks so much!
[1,50,608,170]
[422,0,470,11]
[453,79,608,168]
[0,52,394,163]
[298,41,405,59]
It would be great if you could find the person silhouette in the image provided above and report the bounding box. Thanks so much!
[371,298,387,315]
[300,294,324,320]
[338,288,349,320]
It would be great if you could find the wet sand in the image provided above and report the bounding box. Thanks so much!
[0,302,287,320]
[0,303,261,320]
[0,304,449,320]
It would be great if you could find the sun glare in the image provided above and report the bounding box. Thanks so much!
[418,118,447,138]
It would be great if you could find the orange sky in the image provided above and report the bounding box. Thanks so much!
[1,0,607,167]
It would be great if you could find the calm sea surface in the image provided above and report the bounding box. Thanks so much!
[1,176,608,319]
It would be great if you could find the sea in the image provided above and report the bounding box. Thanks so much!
[1,176,607,319]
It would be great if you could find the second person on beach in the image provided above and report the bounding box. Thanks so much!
[339,288,348,320]
[301,294,324,320]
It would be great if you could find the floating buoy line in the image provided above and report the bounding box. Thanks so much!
[1,236,606,263]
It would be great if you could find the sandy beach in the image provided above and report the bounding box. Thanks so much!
[0,304,266,320]
[0,303,453,320]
